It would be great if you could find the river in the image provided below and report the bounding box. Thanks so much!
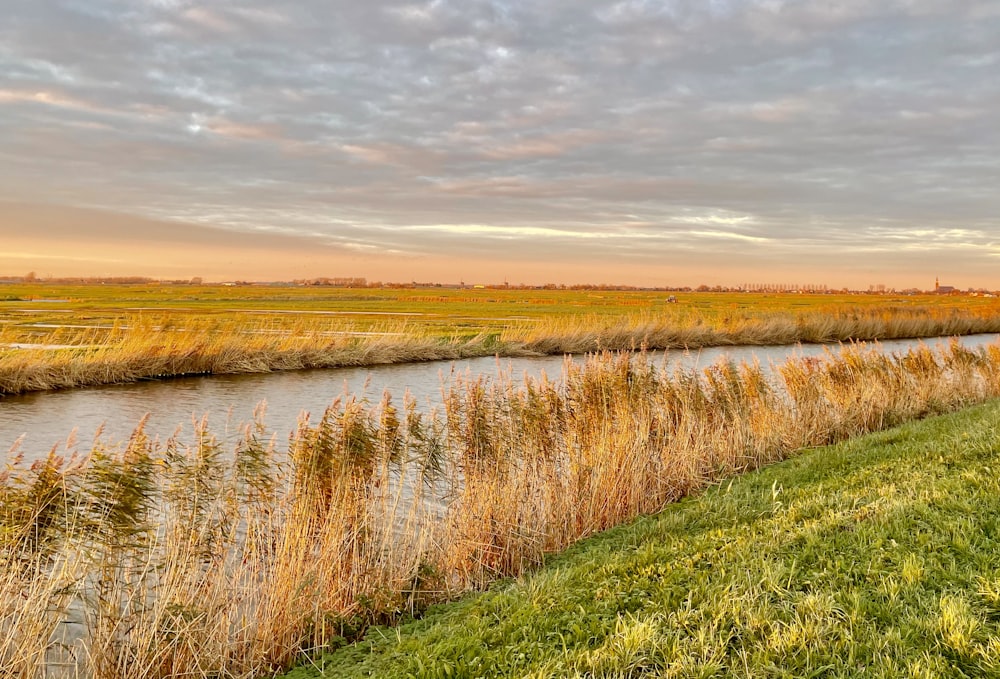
[3,334,999,458]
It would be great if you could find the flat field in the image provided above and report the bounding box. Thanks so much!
[3,283,999,341]
[3,283,1000,395]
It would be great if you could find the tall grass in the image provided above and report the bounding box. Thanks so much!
[4,304,1000,395]
[0,318,492,396]
[4,339,1000,677]
[514,305,1000,354]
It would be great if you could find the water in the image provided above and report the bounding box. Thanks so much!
[3,334,998,458]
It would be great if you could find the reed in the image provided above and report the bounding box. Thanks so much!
[513,305,1000,354]
[5,339,1000,677]
[4,304,1000,396]
[0,318,491,396]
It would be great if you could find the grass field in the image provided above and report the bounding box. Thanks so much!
[286,400,1000,679]
[3,284,1000,338]
[3,283,1000,395]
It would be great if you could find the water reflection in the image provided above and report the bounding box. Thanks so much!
[3,334,998,456]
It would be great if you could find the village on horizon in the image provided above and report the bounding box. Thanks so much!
[0,272,993,297]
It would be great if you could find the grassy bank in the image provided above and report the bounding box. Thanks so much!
[4,340,1000,677]
[3,284,1000,395]
[289,400,1000,678]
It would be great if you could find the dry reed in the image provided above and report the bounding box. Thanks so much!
[4,339,1000,677]
[4,305,1000,396]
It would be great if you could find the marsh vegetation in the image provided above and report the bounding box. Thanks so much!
[5,338,1000,677]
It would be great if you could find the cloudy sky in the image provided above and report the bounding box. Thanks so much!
[1,0,998,287]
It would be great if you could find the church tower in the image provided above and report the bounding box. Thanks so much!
[935,276,939,292]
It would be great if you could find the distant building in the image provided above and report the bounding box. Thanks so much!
[934,277,956,294]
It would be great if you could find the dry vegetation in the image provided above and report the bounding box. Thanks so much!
[4,300,1000,396]
[4,338,1000,678]
[514,304,1000,354]
[0,318,494,395]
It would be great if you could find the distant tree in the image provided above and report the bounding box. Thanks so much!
[24,271,36,283]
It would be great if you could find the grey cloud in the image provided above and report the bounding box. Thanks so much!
[2,0,999,284]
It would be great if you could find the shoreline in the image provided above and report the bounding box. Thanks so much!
[4,314,1000,397]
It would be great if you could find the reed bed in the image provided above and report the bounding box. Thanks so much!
[0,318,497,396]
[514,305,1000,354]
[4,340,1000,678]
[4,305,1000,396]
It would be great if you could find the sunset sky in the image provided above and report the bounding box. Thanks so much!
[2,1,998,288]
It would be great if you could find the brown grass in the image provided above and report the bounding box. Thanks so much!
[0,319,495,396]
[3,305,1000,396]
[4,339,1000,677]
[514,306,1000,354]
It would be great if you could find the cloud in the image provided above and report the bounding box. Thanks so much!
[1,0,998,286]
[3,251,127,264]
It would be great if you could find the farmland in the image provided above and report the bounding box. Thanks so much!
[3,283,1000,395]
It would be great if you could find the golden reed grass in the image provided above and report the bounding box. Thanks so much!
[0,318,490,396]
[513,305,1000,354]
[3,305,1000,396]
[4,340,1000,677]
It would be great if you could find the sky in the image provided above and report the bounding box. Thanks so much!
[1,0,998,288]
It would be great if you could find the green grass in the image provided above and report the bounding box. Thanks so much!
[287,401,1000,678]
